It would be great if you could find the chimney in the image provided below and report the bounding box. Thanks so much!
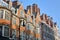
[37,8,40,15]
[48,16,53,20]
[40,15,43,20]
[42,14,46,21]
[47,16,53,27]
[50,21,53,28]
[12,0,18,7]
[9,0,12,8]
[32,4,37,13]
[32,4,38,18]
[3,0,7,2]
[24,9,27,14]
[12,0,21,9]
[27,5,31,13]
[47,19,50,26]
[46,19,49,25]
[3,0,10,4]
[54,22,57,27]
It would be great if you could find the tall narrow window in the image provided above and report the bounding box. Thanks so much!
[12,17,16,24]
[23,21,25,26]
[4,25,9,37]
[0,10,3,18]
[5,11,10,20]
[0,26,2,36]
[20,20,26,27]
[27,16,30,22]
[20,20,23,26]
[12,29,16,40]
[20,11,24,17]
[28,24,30,30]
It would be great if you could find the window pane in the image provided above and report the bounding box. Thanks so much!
[20,20,26,26]
[20,11,24,17]
[12,29,16,40]
[20,31,26,40]
[20,20,23,26]
[0,26,2,36]
[4,26,9,37]
[12,16,16,24]
[27,16,30,22]
[5,11,10,20]
[23,21,25,26]
[0,10,3,18]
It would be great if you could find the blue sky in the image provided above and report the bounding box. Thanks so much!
[17,0,60,29]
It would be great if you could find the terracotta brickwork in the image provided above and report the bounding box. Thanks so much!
[0,0,59,40]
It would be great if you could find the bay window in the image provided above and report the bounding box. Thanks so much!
[0,25,9,37]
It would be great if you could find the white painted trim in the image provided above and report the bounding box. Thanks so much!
[2,25,4,36]
[3,10,5,19]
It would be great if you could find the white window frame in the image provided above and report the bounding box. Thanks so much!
[12,29,16,40]
[5,11,10,21]
[0,25,10,38]
[3,25,10,37]
[12,16,16,24]
[20,11,24,17]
